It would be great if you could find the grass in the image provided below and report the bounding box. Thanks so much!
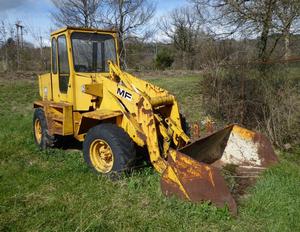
[0,75,300,231]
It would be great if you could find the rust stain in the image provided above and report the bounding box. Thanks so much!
[161,150,237,215]
[136,130,147,143]
[205,120,214,134]
[142,108,152,115]
[253,132,279,167]
[136,98,144,109]
[204,166,215,188]
[192,122,200,139]
[147,119,154,127]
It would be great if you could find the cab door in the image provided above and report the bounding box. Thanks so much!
[51,34,73,103]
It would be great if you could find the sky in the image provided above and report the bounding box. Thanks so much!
[0,0,187,46]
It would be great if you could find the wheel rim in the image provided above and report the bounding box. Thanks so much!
[89,139,114,173]
[34,119,42,144]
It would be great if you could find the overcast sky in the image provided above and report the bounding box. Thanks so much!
[0,0,187,45]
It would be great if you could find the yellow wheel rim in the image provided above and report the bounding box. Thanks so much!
[89,139,114,173]
[34,119,42,144]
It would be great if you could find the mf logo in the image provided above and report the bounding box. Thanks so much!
[117,88,132,101]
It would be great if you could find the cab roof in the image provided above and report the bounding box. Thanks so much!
[51,26,117,36]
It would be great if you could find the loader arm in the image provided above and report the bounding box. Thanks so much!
[108,62,189,142]
[107,62,191,173]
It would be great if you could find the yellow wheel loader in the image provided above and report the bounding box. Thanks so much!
[33,27,278,214]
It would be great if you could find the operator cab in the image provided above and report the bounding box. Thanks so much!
[45,27,119,110]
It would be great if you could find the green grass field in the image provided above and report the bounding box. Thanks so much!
[0,75,300,232]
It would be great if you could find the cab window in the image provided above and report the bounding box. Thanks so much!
[71,32,116,72]
[57,35,70,93]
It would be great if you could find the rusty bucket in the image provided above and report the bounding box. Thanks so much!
[160,124,278,214]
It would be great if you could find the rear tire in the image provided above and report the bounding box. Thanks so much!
[83,123,136,176]
[33,108,57,149]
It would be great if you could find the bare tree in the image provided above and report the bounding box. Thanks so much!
[26,25,49,70]
[0,20,8,71]
[191,0,300,61]
[222,0,277,62]
[100,0,156,67]
[51,0,102,28]
[273,0,300,59]
[0,21,18,72]
[159,6,205,69]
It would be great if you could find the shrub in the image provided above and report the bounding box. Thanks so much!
[200,63,300,147]
[155,48,174,70]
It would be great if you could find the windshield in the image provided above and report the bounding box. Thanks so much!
[71,32,117,72]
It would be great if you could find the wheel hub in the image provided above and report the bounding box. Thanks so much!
[34,119,42,144]
[90,139,114,173]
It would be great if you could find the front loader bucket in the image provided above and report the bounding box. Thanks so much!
[180,124,278,168]
[160,124,278,214]
[161,150,237,214]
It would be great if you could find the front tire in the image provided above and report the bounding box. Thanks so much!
[83,123,136,175]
